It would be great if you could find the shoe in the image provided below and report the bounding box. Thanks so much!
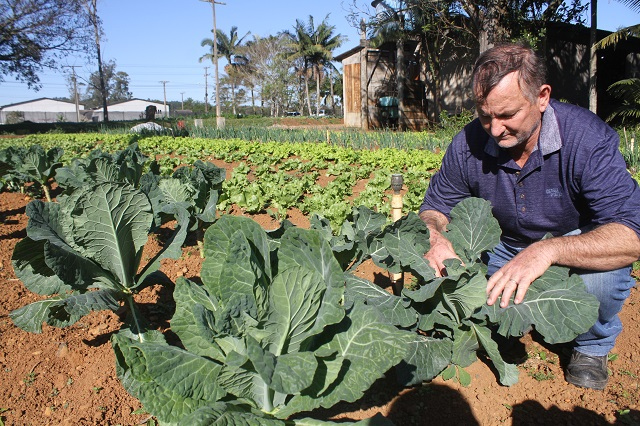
[565,349,608,390]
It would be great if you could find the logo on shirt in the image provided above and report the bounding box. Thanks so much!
[545,188,562,198]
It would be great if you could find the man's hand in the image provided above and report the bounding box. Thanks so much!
[425,230,460,277]
[486,223,640,308]
[486,242,554,308]
[419,209,461,277]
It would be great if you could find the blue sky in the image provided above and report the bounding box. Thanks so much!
[0,0,638,107]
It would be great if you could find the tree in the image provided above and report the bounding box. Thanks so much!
[0,0,91,88]
[592,2,640,122]
[285,15,344,116]
[240,35,297,116]
[81,0,109,120]
[81,60,131,108]
[355,0,587,122]
[200,26,250,115]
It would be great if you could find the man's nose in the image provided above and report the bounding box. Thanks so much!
[490,118,505,137]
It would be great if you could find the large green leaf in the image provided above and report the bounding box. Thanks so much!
[395,334,452,386]
[369,212,433,279]
[478,268,600,344]
[202,227,262,314]
[473,323,519,386]
[9,289,121,332]
[179,404,286,426]
[12,238,71,295]
[70,183,152,290]
[202,215,272,295]
[279,302,410,417]
[112,333,226,425]
[171,277,225,360]
[264,266,327,355]
[135,203,190,289]
[9,296,67,333]
[277,228,346,346]
[445,198,501,264]
[344,274,417,328]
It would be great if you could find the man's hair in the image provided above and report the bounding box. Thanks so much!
[472,42,547,104]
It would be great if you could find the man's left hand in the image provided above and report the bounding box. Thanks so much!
[486,242,555,308]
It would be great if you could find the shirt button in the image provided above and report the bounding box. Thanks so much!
[518,182,524,187]
[521,207,526,212]
[515,171,520,176]
[520,194,525,199]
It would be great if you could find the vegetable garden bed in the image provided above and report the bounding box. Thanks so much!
[0,135,640,425]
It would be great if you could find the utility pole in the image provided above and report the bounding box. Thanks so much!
[589,0,598,113]
[180,92,185,110]
[63,65,81,122]
[200,0,226,128]
[160,80,169,118]
[204,67,209,113]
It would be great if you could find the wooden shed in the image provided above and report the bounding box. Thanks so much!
[335,22,640,130]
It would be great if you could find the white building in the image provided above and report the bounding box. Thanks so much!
[0,98,85,124]
[92,99,168,122]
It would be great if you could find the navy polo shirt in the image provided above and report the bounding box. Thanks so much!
[420,99,640,247]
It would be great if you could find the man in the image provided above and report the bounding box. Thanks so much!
[419,42,640,390]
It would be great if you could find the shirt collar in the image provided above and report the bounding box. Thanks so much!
[484,103,562,157]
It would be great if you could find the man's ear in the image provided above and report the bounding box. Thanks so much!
[538,84,551,111]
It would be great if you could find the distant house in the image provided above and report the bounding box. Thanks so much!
[0,98,85,124]
[92,99,168,122]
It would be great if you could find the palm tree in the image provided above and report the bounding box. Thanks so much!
[591,1,640,123]
[590,0,640,113]
[200,26,250,115]
[285,16,344,116]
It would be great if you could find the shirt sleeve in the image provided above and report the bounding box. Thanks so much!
[419,126,474,218]
[577,122,640,237]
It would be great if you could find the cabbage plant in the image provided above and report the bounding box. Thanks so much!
[0,144,62,201]
[338,198,600,386]
[144,159,225,257]
[112,215,408,425]
[10,181,189,339]
[54,142,152,194]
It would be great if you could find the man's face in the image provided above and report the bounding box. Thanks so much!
[476,72,549,151]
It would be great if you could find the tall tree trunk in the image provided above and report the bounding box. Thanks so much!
[85,0,108,122]
[329,68,335,113]
[231,80,237,115]
[396,39,405,130]
[304,71,312,116]
[589,0,598,113]
[315,65,321,115]
[251,87,256,115]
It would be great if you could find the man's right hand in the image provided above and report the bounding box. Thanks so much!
[424,229,460,277]
[419,209,461,277]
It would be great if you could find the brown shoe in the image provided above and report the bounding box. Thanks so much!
[565,350,608,390]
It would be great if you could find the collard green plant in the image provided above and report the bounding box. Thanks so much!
[111,215,408,425]
[55,142,151,194]
[144,159,225,257]
[321,198,600,386]
[0,144,63,201]
[10,182,189,339]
